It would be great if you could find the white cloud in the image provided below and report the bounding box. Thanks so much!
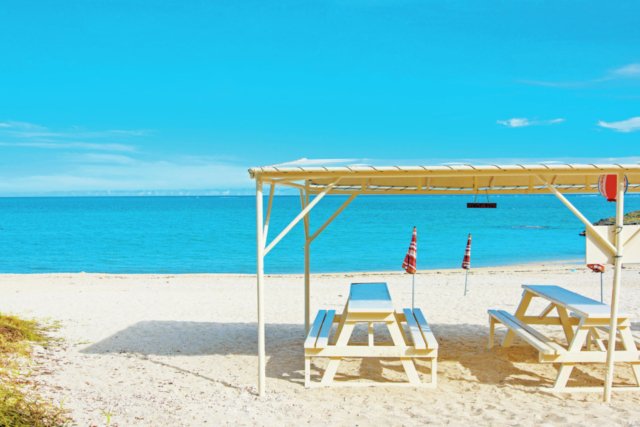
[612,63,640,77]
[66,153,139,164]
[497,118,565,128]
[0,120,151,141]
[597,116,640,133]
[0,120,47,130]
[519,63,640,87]
[0,142,136,152]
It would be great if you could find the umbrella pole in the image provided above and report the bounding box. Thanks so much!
[601,271,604,303]
[464,269,469,296]
[412,274,415,310]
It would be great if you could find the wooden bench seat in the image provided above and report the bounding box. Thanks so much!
[304,310,337,349]
[489,310,566,356]
[403,308,439,350]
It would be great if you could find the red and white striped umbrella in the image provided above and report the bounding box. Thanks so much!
[403,227,417,274]
[462,234,471,269]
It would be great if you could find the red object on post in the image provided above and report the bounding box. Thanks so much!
[462,234,471,269]
[598,175,628,202]
[588,264,605,273]
[402,227,417,274]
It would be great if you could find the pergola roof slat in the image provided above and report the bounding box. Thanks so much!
[250,161,640,195]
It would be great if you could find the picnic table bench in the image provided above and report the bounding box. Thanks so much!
[489,285,640,392]
[304,282,438,387]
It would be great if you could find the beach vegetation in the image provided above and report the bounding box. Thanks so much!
[0,313,71,427]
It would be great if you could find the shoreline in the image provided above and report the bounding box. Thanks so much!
[4,260,640,279]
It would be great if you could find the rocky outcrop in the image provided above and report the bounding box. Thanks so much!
[580,210,640,236]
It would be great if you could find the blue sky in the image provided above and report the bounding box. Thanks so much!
[0,0,639,195]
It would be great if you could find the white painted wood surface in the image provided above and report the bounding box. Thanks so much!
[304,283,437,387]
[316,310,336,348]
[586,224,640,265]
[488,310,555,355]
[413,308,439,350]
[403,308,426,349]
[304,310,327,349]
[347,282,394,313]
[522,285,628,319]
[489,285,640,393]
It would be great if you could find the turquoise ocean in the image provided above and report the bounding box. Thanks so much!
[0,195,638,274]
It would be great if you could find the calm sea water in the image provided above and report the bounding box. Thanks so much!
[0,195,638,274]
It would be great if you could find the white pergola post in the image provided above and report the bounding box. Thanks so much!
[256,177,266,397]
[255,177,350,396]
[301,182,311,334]
[604,172,626,403]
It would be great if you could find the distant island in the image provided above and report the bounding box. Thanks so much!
[580,210,640,236]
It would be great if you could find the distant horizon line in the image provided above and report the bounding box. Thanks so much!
[1,193,638,199]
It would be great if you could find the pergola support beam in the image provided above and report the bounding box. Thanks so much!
[263,178,340,256]
[263,183,276,243]
[308,195,357,244]
[536,175,616,255]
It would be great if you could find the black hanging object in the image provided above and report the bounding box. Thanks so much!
[467,190,497,209]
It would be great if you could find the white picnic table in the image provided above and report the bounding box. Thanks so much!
[489,285,640,392]
[304,282,438,387]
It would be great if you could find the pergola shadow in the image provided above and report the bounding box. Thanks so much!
[81,321,307,385]
[455,324,637,391]
[80,321,618,392]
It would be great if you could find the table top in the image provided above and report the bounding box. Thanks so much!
[522,285,629,319]
[348,282,394,313]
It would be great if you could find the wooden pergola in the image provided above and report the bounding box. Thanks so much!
[249,160,640,401]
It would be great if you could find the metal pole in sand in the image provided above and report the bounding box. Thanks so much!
[464,269,469,296]
[412,274,415,310]
[601,272,604,303]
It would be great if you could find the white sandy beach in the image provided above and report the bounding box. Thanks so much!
[3,265,640,426]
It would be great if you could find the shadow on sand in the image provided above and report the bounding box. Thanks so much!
[81,321,627,392]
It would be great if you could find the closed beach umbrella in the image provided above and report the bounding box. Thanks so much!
[403,227,417,309]
[588,263,605,302]
[462,234,471,295]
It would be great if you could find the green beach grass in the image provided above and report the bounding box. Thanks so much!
[0,314,70,427]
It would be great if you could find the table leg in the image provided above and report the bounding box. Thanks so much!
[431,358,438,386]
[618,325,639,352]
[394,311,410,345]
[556,307,575,344]
[553,363,575,389]
[386,320,421,385]
[305,356,311,388]
[589,327,606,351]
[331,300,349,345]
[488,317,495,349]
[321,321,355,385]
[616,324,640,387]
[552,318,589,389]
[502,291,533,347]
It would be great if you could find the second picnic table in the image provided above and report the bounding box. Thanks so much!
[489,285,640,392]
[304,282,438,387]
